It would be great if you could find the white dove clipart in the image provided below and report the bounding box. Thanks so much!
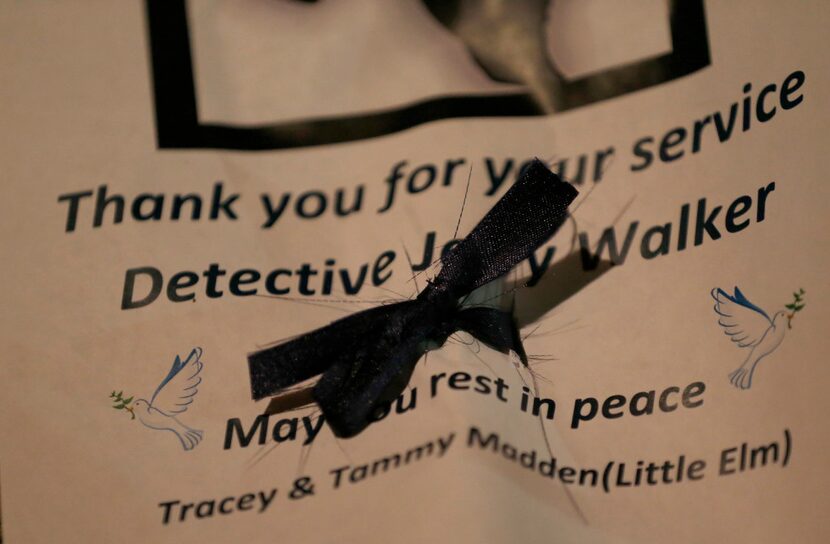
[129,347,205,450]
[711,287,792,389]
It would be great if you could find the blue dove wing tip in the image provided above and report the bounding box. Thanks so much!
[151,356,185,405]
[712,286,771,321]
[727,286,771,322]
[150,348,205,410]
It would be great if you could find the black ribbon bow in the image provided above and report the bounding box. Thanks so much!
[248,159,578,438]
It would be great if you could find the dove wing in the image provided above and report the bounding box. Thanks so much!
[711,287,773,348]
[150,347,204,415]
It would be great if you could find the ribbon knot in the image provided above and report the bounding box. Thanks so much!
[248,159,577,438]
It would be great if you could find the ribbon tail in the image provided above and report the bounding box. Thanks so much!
[248,301,414,400]
[455,307,528,365]
[435,158,578,297]
[312,298,447,438]
[313,331,427,438]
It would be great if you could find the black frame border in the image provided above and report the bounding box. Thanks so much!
[145,0,710,151]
